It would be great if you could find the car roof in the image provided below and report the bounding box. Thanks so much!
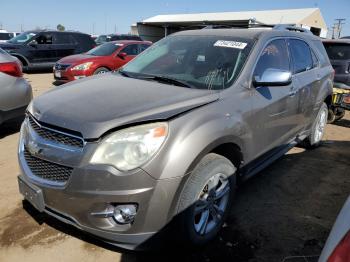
[322,39,350,45]
[109,40,151,44]
[174,28,320,41]
[24,30,88,35]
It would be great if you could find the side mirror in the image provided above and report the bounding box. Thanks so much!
[253,68,292,87]
[118,52,127,60]
[28,40,38,47]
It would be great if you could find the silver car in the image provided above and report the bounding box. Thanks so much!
[17,26,333,249]
[0,48,32,125]
[319,196,350,262]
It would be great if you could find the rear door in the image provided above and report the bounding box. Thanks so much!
[53,33,77,60]
[250,38,300,157]
[288,38,319,130]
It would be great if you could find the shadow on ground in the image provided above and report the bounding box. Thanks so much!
[0,117,24,139]
[13,140,350,262]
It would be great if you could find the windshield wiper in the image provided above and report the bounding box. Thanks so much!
[141,75,194,88]
[118,69,131,78]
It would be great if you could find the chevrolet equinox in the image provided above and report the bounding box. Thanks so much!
[18,26,333,249]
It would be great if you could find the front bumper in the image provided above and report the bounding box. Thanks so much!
[17,118,183,249]
[53,68,90,83]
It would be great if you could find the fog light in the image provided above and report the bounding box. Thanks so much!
[113,204,137,224]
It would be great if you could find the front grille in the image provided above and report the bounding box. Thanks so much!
[24,147,73,183]
[54,63,71,70]
[28,116,84,148]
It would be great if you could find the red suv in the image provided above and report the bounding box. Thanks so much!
[53,40,151,83]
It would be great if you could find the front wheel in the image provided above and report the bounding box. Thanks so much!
[301,102,328,149]
[93,67,110,75]
[177,153,236,246]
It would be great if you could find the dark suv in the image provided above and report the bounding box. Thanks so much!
[18,26,333,249]
[323,39,350,86]
[0,31,95,70]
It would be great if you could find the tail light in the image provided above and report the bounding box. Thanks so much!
[328,230,350,262]
[0,61,23,77]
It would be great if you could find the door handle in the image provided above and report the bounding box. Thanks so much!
[289,90,297,97]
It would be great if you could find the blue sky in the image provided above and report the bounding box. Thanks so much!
[1,0,349,37]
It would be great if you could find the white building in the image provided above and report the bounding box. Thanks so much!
[135,8,327,42]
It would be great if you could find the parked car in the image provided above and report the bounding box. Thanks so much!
[323,39,350,86]
[95,34,142,45]
[17,26,333,249]
[0,30,95,71]
[319,196,350,262]
[0,30,14,43]
[53,40,151,83]
[0,48,32,125]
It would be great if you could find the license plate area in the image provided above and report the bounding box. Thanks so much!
[18,176,45,212]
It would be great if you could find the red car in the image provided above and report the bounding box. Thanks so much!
[53,40,151,83]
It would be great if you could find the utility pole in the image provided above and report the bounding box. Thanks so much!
[331,24,337,39]
[334,18,346,38]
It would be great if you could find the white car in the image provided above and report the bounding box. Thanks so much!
[0,30,17,43]
[319,196,350,262]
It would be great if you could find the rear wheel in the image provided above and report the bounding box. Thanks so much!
[93,67,110,75]
[177,153,236,246]
[301,102,328,149]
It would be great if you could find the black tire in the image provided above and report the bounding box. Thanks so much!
[93,67,110,75]
[327,108,336,124]
[334,109,346,121]
[301,102,328,149]
[177,153,236,246]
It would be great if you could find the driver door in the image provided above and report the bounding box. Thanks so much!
[249,38,300,158]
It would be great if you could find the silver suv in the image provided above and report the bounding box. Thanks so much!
[17,26,333,249]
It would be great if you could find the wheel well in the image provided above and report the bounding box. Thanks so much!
[12,55,28,66]
[324,94,332,108]
[210,143,243,169]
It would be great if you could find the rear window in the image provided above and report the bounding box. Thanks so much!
[0,32,12,41]
[323,42,350,60]
[86,42,121,56]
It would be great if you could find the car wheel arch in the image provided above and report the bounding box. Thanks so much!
[167,137,244,219]
[11,54,29,67]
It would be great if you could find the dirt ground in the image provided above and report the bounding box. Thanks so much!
[0,73,349,262]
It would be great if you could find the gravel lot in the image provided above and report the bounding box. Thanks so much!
[0,73,349,262]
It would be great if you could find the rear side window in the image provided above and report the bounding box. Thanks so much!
[139,44,150,52]
[289,39,313,74]
[54,33,76,44]
[36,34,53,44]
[122,44,139,55]
[313,40,330,66]
[254,39,290,80]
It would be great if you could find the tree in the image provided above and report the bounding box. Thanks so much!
[56,24,65,31]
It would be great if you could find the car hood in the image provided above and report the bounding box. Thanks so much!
[0,42,22,50]
[29,73,219,139]
[57,54,99,64]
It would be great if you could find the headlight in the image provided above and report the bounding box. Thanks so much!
[71,62,93,71]
[90,123,168,171]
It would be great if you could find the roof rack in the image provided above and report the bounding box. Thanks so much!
[201,20,313,34]
[273,24,313,34]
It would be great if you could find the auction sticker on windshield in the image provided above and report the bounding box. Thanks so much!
[214,40,247,49]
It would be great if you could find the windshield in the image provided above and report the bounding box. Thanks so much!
[121,35,253,90]
[95,35,107,44]
[8,32,36,43]
[323,43,350,60]
[87,42,122,56]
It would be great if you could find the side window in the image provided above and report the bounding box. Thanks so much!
[289,39,313,74]
[54,33,75,44]
[254,39,290,80]
[121,44,139,55]
[35,34,53,44]
[139,44,150,53]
